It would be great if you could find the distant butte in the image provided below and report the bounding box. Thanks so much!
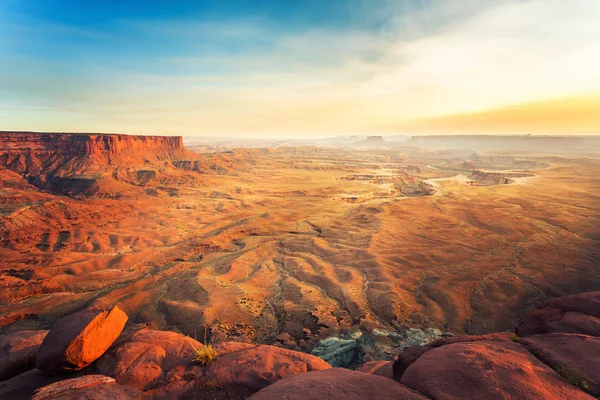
[365,136,386,143]
[354,135,390,148]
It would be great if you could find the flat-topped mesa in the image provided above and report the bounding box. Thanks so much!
[0,132,184,156]
[0,132,193,197]
[469,169,533,186]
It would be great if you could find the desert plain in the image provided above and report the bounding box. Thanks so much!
[1,133,600,361]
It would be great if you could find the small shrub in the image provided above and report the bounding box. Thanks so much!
[510,336,520,343]
[188,340,217,366]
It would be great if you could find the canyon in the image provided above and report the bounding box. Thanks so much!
[1,132,600,397]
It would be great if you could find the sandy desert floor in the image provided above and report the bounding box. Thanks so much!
[1,146,599,356]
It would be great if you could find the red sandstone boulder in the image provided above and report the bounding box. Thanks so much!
[36,306,128,373]
[519,333,600,396]
[0,330,48,380]
[96,329,201,390]
[392,332,514,380]
[0,369,69,400]
[356,360,394,380]
[203,344,332,389]
[400,340,594,400]
[516,308,600,337]
[248,368,429,400]
[540,292,600,318]
[213,341,255,355]
[31,375,140,400]
[143,343,332,399]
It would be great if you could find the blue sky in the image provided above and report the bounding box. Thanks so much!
[1,0,599,136]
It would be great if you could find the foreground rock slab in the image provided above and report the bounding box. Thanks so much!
[36,306,128,374]
[146,343,332,398]
[400,340,594,400]
[96,329,202,390]
[516,291,600,337]
[248,368,429,400]
[520,333,600,396]
[0,330,48,381]
[0,369,68,400]
[32,374,140,400]
[356,360,393,380]
[541,291,600,318]
[392,332,513,381]
[96,328,331,398]
[516,308,600,337]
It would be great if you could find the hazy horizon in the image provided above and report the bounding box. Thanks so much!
[1,0,599,137]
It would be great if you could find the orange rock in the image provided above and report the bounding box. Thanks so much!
[36,306,128,373]
[143,342,332,398]
[355,360,393,380]
[541,292,600,318]
[400,340,594,400]
[516,308,600,337]
[96,329,202,390]
[203,344,332,390]
[31,374,139,400]
[520,333,600,396]
[248,368,428,400]
[392,332,514,381]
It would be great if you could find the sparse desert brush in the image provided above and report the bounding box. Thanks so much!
[188,327,217,366]
[189,340,218,366]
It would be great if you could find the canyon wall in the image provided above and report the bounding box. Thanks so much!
[0,132,189,197]
[469,169,533,186]
[0,132,183,156]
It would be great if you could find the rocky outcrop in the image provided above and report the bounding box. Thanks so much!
[0,132,191,196]
[36,306,128,373]
[468,169,533,186]
[393,174,436,197]
[516,291,600,337]
[0,132,183,158]
[312,328,446,369]
[540,291,600,318]
[31,375,140,400]
[3,292,600,399]
[520,333,600,396]
[248,368,428,400]
[93,327,331,398]
[400,340,593,400]
[0,369,69,400]
[0,330,48,381]
[391,292,600,398]
[142,342,331,398]
[311,336,362,368]
[516,308,600,337]
[96,329,202,390]
[355,360,393,380]
[392,332,514,380]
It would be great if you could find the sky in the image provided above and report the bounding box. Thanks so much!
[1,0,599,137]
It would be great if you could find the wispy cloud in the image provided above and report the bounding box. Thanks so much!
[1,0,599,136]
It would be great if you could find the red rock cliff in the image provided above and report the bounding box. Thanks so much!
[0,132,183,156]
[0,132,190,195]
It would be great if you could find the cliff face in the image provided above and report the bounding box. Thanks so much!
[0,132,183,156]
[0,132,188,197]
[469,169,533,186]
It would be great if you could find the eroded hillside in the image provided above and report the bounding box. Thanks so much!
[1,133,600,361]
